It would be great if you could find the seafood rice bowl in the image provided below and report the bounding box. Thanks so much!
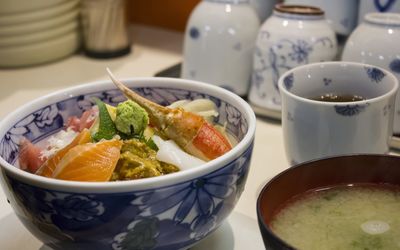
[0,76,256,250]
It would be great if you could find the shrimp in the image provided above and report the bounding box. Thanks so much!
[106,68,232,161]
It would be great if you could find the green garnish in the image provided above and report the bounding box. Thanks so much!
[146,138,158,151]
[115,100,149,138]
[92,98,117,141]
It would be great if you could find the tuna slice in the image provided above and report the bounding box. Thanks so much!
[18,137,46,173]
[66,107,98,132]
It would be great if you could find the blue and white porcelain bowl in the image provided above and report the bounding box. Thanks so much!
[0,77,256,250]
[278,62,398,165]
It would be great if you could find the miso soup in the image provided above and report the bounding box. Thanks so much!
[270,184,400,250]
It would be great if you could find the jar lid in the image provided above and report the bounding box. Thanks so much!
[274,4,324,16]
[365,12,400,27]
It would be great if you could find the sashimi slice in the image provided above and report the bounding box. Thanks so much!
[18,137,46,173]
[152,135,205,170]
[66,107,98,132]
[36,129,92,177]
[52,139,122,182]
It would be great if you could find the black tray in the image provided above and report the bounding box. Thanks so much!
[154,63,181,78]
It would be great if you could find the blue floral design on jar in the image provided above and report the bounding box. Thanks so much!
[252,37,334,94]
[389,59,400,74]
[283,73,294,90]
[334,104,369,116]
[365,67,386,83]
[189,27,200,39]
[259,30,270,40]
[288,40,313,63]
[374,0,397,12]
[251,47,267,98]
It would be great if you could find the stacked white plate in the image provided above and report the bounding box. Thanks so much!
[0,0,81,67]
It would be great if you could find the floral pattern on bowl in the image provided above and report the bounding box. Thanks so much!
[4,143,252,249]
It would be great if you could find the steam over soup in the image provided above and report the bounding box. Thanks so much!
[270,184,400,250]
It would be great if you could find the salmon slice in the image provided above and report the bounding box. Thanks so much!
[19,137,46,173]
[52,139,122,182]
[36,129,92,177]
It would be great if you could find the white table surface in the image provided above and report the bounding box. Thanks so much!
[0,25,287,250]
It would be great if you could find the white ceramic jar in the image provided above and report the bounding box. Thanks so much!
[248,5,337,111]
[342,12,400,133]
[284,0,359,35]
[181,0,260,96]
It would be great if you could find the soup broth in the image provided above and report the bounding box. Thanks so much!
[270,185,400,250]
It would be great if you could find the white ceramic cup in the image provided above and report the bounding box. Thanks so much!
[279,62,399,165]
